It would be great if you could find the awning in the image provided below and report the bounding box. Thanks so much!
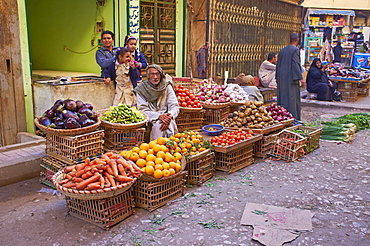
[307,9,355,17]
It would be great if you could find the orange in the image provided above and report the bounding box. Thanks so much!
[155,164,164,170]
[120,150,127,157]
[162,162,170,170]
[185,143,192,149]
[146,160,155,167]
[147,149,155,155]
[155,157,164,165]
[169,161,177,169]
[132,147,140,153]
[146,154,156,162]
[164,152,174,162]
[169,168,176,176]
[156,150,166,159]
[129,152,140,162]
[141,166,146,173]
[160,145,168,152]
[162,169,170,177]
[136,158,147,168]
[139,150,148,159]
[175,163,182,172]
[148,141,157,149]
[152,144,161,153]
[153,169,163,179]
[157,137,167,145]
[125,150,132,159]
[174,147,181,153]
[174,151,183,159]
[140,143,149,151]
[175,133,182,138]
[145,165,154,176]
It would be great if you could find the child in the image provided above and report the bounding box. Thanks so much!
[103,47,140,106]
[235,73,264,102]
[124,36,148,81]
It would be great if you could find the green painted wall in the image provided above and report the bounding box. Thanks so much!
[27,0,115,73]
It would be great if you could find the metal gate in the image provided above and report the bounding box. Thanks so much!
[140,0,176,75]
[209,0,302,77]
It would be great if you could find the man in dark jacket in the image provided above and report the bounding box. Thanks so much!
[276,33,304,120]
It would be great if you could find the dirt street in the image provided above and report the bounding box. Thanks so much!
[0,105,369,246]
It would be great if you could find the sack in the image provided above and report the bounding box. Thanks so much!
[333,90,342,101]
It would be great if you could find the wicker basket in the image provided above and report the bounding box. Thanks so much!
[133,170,187,211]
[214,144,254,173]
[200,102,230,109]
[102,127,145,151]
[40,156,69,189]
[269,129,307,161]
[179,106,203,112]
[65,189,135,230]
[285,125,322,153]
[212,133,262,154]
[253,130,282,158]
[139,156,186,182]
[53,170,137,200]
[177,109,205,132]
[280,118,294,127]
[173,77,201,92]
[204,107,230,125]
[100,116,147,130]
[34,118,101,136]
[186,152,215,185]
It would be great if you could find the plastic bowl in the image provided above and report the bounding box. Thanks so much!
[202,124,225,136]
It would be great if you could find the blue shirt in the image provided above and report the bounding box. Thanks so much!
[95,46,119,77]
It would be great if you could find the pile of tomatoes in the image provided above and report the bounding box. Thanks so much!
[175,86,202,108]
[210,129,253,146]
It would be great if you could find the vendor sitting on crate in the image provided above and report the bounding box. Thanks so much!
[236,73,264,102]
[134,64,179,141]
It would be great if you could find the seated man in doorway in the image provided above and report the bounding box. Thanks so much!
[258,52,277,89]
[134,64,179,141]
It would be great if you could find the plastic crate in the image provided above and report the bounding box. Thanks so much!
[270,130,307,161]
[254,130,281,158]
[214,144,254,173]
[285,125,322,153]
[204,107,230,125]
[103,127,145,151]
[45,130,104,165]
[177,109,205,132]
[133,171,187,212]
[65,189,135,230]
[186,151,215,185]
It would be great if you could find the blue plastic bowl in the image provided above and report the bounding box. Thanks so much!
[202,124,225,136]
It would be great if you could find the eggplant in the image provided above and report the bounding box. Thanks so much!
[78,114,89,124]
[78,107,94,117]
[44,109,55,118]
[39,116,52,127]
[76,100,84,109]
[80,118,96,127]
[54,121,65,129]
[51,103,64,114]
[64,117,81,129]
[83,103,93,110]
[62,110,79,121]
[64,99,77,112]
[54,99,64,106]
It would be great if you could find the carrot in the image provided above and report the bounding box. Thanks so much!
[75,168,88,178]
[96,163,106,170]
[105,152,114,157]
[90,159,98,166]
[106,165,114,176]
[117,164,127,176]
[100,175,105,189]
[84,158,91,166]
[64,165,76,173]
[110,159,119,177]
[116,175,134,182]
[104,177,111,188]
[72,177,84,183]
[104,172,116,187]
[87,182,102,190]
[65,174,73,180]
[62,182,76,188]
[58,179,69,185]
[75,173,101,190]
[128,160,145,173]
[117,158,136,174]
[81,171,94,180]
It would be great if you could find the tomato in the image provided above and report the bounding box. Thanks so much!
[181,102,187,107]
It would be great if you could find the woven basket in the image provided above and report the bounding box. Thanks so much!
[230,101,246,107]
[52,170,136,200]
[179,106,203,112]
[139,156,186,182]
[100,116,148,130]
[200,102,230,109]
[34,118,101,136]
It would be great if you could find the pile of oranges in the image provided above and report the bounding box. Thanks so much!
[169,131,209,157]
[121,137,183,179]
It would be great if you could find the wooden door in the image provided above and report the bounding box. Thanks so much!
[140,0,176,75]
[0,0,27,146]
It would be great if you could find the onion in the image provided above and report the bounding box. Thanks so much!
[199,96,205,101]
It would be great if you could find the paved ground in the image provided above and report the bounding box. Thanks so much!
[0,97,369,246]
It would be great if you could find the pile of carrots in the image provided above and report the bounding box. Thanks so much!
[58,152,144,190]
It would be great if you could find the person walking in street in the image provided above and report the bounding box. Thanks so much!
[134,64,179,141]
[258,52,277,89]
[95,30,119,77]
[196,42,210,79]
[276,33,304,120]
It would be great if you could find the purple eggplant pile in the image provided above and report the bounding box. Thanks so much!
[38,99,98,129]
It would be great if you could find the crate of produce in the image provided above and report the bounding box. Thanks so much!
[177,109,205,132]
[40,156,69,188]
[46,130,104,164]
[340,89,358,102]
[358,82,370,96]
[103,128,145,151]
[65,189,135,230]
[133,171,187,212]
[285,125,322,153]
[186,150,215,185]
[204,107,230,125]
[254,130,281,158]
[214,144,254,173]
[173,77,200,92]
[269,130,307,161]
